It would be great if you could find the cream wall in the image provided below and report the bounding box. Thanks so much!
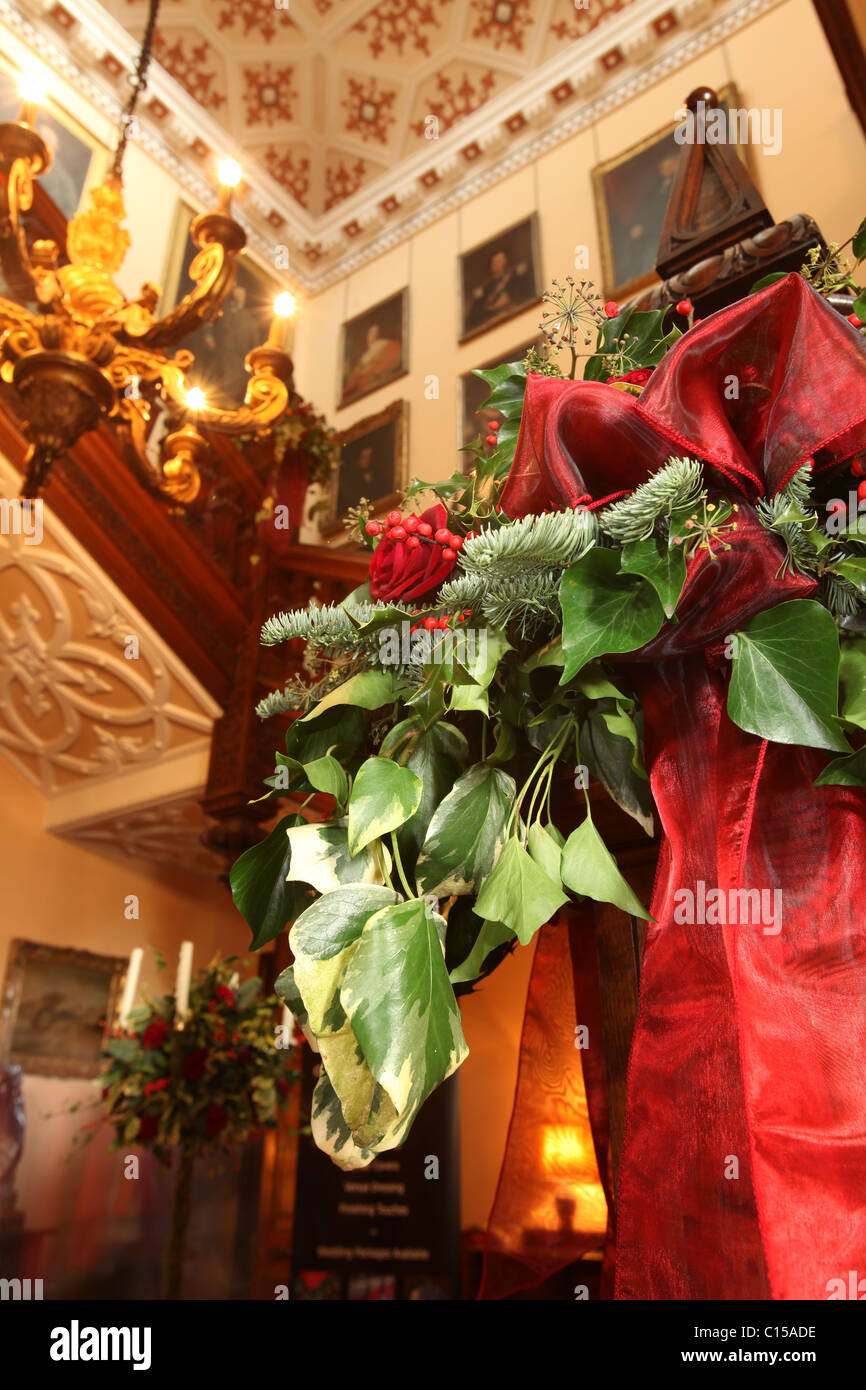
[292,0,866,487]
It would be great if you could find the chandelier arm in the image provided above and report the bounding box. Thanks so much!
[0,128,53,301]
[115,221,246,351]
[159,365,291,436]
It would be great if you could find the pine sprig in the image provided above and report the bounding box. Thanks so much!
[756,463,821,576]
[261,601,380,650]
[599,457,704,542]
[255,669,352,720]
[460,508,598,578]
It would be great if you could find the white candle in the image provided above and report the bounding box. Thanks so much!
[118,947,143,1028]
[174,941,194,1022]
[281,1004,292,1044]
[229,972,240,990]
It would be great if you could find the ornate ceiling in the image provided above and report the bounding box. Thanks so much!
[4,0,779,288]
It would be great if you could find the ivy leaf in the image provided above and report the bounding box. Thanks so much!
[561,813,654,919]
[290,885,399,1035]
[455,627,512,689]
[474,838,568,946]
[619,534,687,618]
[527,821,564,881]
[286,704,365,763]
[520,636,565,672]
[397,721,469,866]
[814,744,866,787]
[728,600,850,752]
[854,294,866,324]
[839,639,866,729]
[752,272,788,292]
[347,757,423,855]
[230,813,306,950]
[580,711,654,836]
[853,216,866,262]
[449,919,516,986]
[301,669,404,722]
[304,755,349,808]
[286,820,389,895]
[341,898,469,1135]
[415,763,515,896]
[560,549,665,683]
[309,1069,379,1172]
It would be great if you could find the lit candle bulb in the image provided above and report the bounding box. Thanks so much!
[267,291,296,347]
[117,947,143,1030]
[18,75,45,127]
[185,386,206,412]
[216,157,241,214]
[174,941,194,1024]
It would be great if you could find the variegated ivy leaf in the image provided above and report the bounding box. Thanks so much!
[415,763,515,896]
[289,885,399,1036]
[274,965,319,1053]
[310,1069,378,1172]
[285,819,390,895]
[474,838,568,946]
[341,898,468,1136]
[392,720,470,867]
[347,757,423,856]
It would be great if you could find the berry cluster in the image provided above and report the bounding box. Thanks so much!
[366,510,467,563]
[410,609,474,633]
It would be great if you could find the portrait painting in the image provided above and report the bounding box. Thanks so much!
[164,202,285,409]
[339,291,408,408]
[459,216,541,343]
[592,86,738,302]
[0,941,126,1079]
[331,399,407,526]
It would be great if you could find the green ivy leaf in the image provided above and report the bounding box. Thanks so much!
[619,534,687,618]
[580,710,654,836]
[286,704,366,763]
[728,600,850,752]
[301,669,404,722]
[304,755,349,807]
[230,813,306,950]
[474,838,568,946]
[341,898,468,1136]
[853,216,866,261]
[561,813,654,919]
[752,272,788,292]
[814,744,866,787]
[347,757,423,855]
[839,639,866,729]
[527,821,564,881]
[415,763,515,897]
[560,549,665,683]
[449,919,516,986]
[396,721,470,866]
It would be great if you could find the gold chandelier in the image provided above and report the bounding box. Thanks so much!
[0,0,295,502]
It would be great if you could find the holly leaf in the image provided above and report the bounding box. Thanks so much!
[559,549,665,683]
[230,813,307,950]
[619,534,687,618]
[561,813,654,919]
[416,763,515,896]
[814,744,866,787]
[347,757,423,855]
[341,898,468,1137]
[474,838,568,946]
[833,556,866,599]
[728,600,850,752]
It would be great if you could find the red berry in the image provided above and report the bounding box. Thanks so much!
[439,616,450,630]
[848,314,864,328]
[828,499,847,516]
[434,528,450,544]
[451,536,464,550]
[406,535,420,549]
[391,525,406,541]
[489,419,501,431]
[604,300,618,317]
[423,617,438,631]
[858,481,866,503]
[466,530,479,541]
[403,513,418,532]
[417,522,433,537]
[486,434,498,446]
[852,457,866,477]
[387,509,402,525]
[365,521,380,537]
[676,299,693,316]
[442,547,456,562]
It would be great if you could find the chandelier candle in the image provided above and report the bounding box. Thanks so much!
[174,942,193,1024]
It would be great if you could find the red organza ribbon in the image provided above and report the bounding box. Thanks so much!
[489,275,866,1300]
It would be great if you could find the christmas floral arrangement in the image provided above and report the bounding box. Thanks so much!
[230,221,866,1269]
[95,953,297,1161]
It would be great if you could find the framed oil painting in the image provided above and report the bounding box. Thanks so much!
[459,215,542,343]
[327,399,408,533]
[0,940,126,1079]
[592,85,742,302]
[162,201,286,410]
[458,336,546,472]
[0,62,103,223]
[338,291,408,408]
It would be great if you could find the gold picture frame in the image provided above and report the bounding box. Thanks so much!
[325,399,409,538]
[592,84,744,303]
[0,940,126,1079]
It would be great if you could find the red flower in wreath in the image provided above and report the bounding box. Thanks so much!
[138,1114,159,1141]
[141,1019,169,1050]
[215,986,235,1008]
[182,1049,207,1082]
[205,1105,228,1136]
[368,504,457,602]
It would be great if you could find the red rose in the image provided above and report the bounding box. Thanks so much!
[607,367,654,386]
[215,986,235,1008]
[138,1114,159,1142]
[182,1049,207,1082]
[205,1105,228,1136]
[141,1019,169,1050]
[368,504,457,602]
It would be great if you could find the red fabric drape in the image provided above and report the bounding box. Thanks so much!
[489,275,866,1300]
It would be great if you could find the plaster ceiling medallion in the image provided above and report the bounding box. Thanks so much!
[0,458,219,798]
[56,795,225,875]
[2,0,787,287]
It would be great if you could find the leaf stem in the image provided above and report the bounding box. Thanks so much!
[389,831,414,900]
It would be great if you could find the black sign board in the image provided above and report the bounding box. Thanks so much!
[291,1047,461,1300]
